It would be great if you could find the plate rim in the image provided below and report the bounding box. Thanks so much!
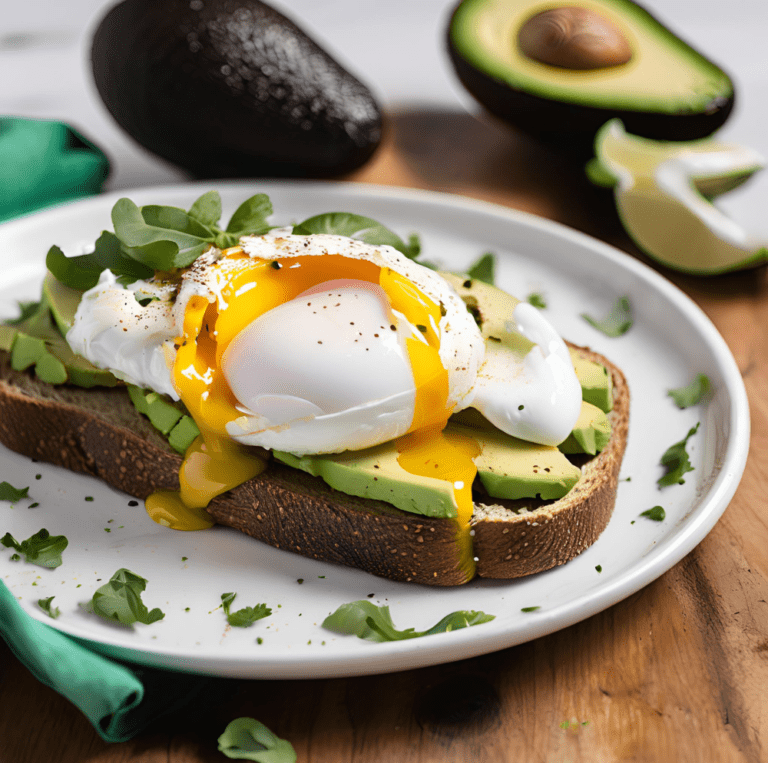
[0,179,751,678]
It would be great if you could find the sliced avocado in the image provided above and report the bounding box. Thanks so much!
[91,0,382,179]
[447,0,734,151]
[43,272,84,335]
[558,401,612,455]
[595,119,768,274]
[274,444,459,519]
[275,421,581,518]
[569,347,613,412]
[127,385,200,454]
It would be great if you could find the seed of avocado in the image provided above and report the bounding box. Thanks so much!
[447,0,735,153]
[90,0,382,179]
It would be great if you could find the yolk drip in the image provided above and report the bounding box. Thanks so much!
[145,248,480,566]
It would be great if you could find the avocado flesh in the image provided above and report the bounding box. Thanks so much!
[558,401,611,455]
[275,422,581,519]
[90,0,382,179]
[2,276,118,388]
[595,119,768,274]
[447,0,734,147]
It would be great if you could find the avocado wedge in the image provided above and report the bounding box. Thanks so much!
[447,0,735,151]
[593,119,768,274]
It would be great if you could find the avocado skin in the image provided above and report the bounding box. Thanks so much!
[446,0,734,154]
[91,0,382,178]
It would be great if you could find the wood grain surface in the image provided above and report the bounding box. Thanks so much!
[2,110,767,763]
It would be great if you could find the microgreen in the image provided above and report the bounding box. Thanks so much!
[658,423,699,487]
[38,596,60,619]
[322,600,494,642]
[292,212,421,259]
[218,717,296,762]
[0,482,29,502]
[46,191,273,289]
[640,506,666,521]
[83,568,165,625]
[466,252,495,285]
[526,292,547,309]
[668,374,711,409]
[581,296,633,337]
[1,529,67,568]
[220,592,271,628]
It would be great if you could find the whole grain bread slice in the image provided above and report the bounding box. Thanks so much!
[0,343,628,586]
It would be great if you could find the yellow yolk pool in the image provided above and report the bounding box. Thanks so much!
[145,246,480,554]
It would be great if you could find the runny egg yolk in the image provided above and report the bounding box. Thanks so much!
[145,247,479,570]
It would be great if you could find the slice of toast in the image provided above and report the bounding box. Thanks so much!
[0,344,628,586]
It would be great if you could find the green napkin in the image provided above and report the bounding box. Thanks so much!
[0,580,211,743]
[0,117,109,223]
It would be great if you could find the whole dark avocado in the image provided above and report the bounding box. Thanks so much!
[447,0,735,152]
[91,0,382,178]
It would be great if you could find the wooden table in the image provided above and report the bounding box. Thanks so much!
[1,109,766,763]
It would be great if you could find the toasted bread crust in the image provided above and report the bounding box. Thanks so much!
[0,345,627,586]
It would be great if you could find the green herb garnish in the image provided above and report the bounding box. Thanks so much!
[640,506,666,522]
[668,374,711,408]
[466,252,495,285]
[292,212,420,259]
[218,717,296,762]
[526,292,547,309]
[322,600,494,642]
[581,296,632,337]
[38,596,60,619]
[220,592,271,628]
[521,606,540,612]
[84,568,165,625]
[658,423,699,487]
[46,191,274,290]
[1,529,67,568]
[0,482,29,502]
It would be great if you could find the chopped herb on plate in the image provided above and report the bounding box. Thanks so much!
[1,528,67,568]
[581,296,632,337]
[83,568,165,625]
[658,423,699,487]
[668,374,711,408]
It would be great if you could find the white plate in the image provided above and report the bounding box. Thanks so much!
[0,181,749,679]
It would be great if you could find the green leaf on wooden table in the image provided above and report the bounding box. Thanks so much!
[658,423,699,487]
[581,296,633,337]
[1,528,67,568]
[84,568,165,625]
[322,600,494,642]
[218,717,297,762]
[668,374,711,408]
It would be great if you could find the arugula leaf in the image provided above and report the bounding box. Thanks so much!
[322,600,494,642]
[526,292,547,309]
[668,374,711,409]
[466,252,495,285]
[581,296,633,337]
[46,245,103,291]
[640,505,666,521]
[5,300,47,327]
[658,423,699,487]
[218,718,296,762]
[84,568,165,625]
[292,213,420,259]
[38,596,60,619]
[1,528,67,568]
[225,193,273,236]
[220,592,272,628]
[0,482,29,502]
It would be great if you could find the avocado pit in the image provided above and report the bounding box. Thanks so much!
[518,6,632,70]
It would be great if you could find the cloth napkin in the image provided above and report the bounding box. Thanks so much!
[0,117,110,223]
[0,580,213,742]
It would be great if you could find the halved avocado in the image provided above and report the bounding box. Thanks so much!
[447,0,735,151]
